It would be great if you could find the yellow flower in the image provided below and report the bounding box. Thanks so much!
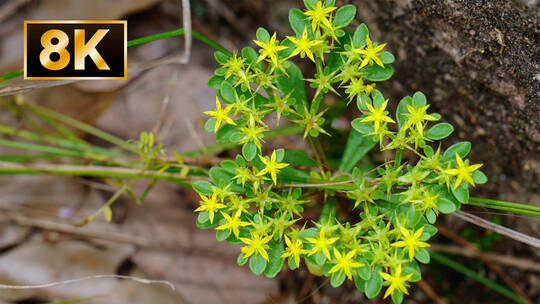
[217,211,250,238]
[360,99,395,133]
[222,51,246,79]
[257,150,289,184]
[304,1,337,31]
[194,193,226,223]
[281,235,309,268]
[443,154,483,189]
[403,104,438,136]
[287,27,323,62]
[380,264,413,298]
[392,226,430,261]
[254,32,288,67]
[238,116,266,150]
[353,35,386,68]
[328,248,364,280]
[204,97,236,133]
[306,230,339,259]
[240,232,273,261]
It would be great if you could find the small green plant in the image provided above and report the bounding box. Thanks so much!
[193,0,487,302]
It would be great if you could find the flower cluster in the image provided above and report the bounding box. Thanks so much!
[195,1,486,303]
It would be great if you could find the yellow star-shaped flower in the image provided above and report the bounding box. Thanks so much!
[403,104,438,136]
[287,27,323,62]
[328,248,364,280]
[194,193,226,223]
[240,232,273,261]
[306,230,339,260]
[304,1,337,31]
[443,154,483,189]
[257,150,289,184]
[216,211,250,238]
[222,51,246,79]
[204,97,236,133]
[353,35,386,68]
[281,235,309,268]
[254,32,288,67]
[238,116,266,150]
[380,264,413,298]
[360,99,395,133]
[392,226,430,261]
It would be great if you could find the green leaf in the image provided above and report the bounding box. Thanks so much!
[396,96,412,128]
[215,124,237,143]
[207,75,224,89]
[452,184,470,204]
[237,253,248,266]
[209,167,233,185]
[363,64,394,81]
[289,8,310,36]
[426,209,437,223]
[204,118,216,132]
[214,51,230,64]
[264,241,285,278]
[330,271,346,287]
[242,141,257,161]
[371,89,385,107]
[192,180,212,195]
[256,27,270,42]
[412,91,427,107]
[391,290,404,304]
[437,197,457,214]
[333,5,356,28]
[472,170,488,184]
[220,80,235,103]
[275,148,285,162]
[283,149,317,167]
[339,130,377,172]
[426,123,454,140]
[303,0,317,10]
[356,261,372,280]
[415,248,430,264]
[196,212,215,229]
[276,62,308,113]
[249,254,268,275]
[216,228,230,241]
[353,275,366,292]
[403,261,421,282]
[380,51,395,64]
[351,118,374,135]
[353,24,369,48]
[442,141,471,162]
[365,270,383,299]
[241,46,262,69]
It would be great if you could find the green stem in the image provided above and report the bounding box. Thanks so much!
[467,202,540,218]
[394,148,403,169]
[309,136,329,173]
[430,251,526,304]
[469,197,540,212]
[1,28,229,82]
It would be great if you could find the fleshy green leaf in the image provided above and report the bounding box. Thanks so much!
[396,96,412,128]
[362,64,394,81]
[380,51,395,64]
[214,51,230,64]
[426,123,454,140]
[250,254,268,275]
[415,248,430,264]
[365,270,383,299]
[412,91,427,107]
[242,141,257,161]
[220,81,235,103]
[192,180,212,195]
[283,149,317,167]
[264,241,285,278]
[437,197,457,214]
[289,8,310,36]
[330,271,346,287]
[353,23,369,48]
[452,184,470,204]
[339,129,377,172]
[256,27,270,42]
[442,141,471,162]
[276,62,308,113]
[333,5,356,28]
[472,170,488,184]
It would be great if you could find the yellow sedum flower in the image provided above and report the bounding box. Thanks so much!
[354,35,386,68]
[238,116,266,150]
[257,150,289,184]
[444,154,483,189]
[287,27,323,62]
[304,1,337,31]
[281,235,309,268]
[328,248,364,280]
[194,193,226,223]
[380,264,413,298]
[403,104,438,136]
[254,32,288,67]
[360,99,395,133]
[240,232,273,261]
[217,211,250,238]
[392,226,430,261]
[222,51,246,79]
[306,230,339,259]
[204,97,236,133]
